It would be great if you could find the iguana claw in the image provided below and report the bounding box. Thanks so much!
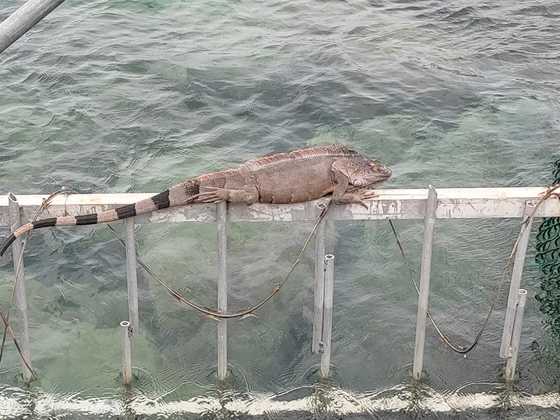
[196,188,228,203]
[195,193,221,203]
[357,190,377,209]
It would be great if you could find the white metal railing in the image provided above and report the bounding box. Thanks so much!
[1,187,559,384]
[1,187,558,225]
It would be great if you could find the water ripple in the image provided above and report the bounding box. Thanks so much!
[0,0,559,413]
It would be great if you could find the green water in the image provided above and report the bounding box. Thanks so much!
[1,0,560,416]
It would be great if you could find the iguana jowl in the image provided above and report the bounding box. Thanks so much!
[0,144,391,256]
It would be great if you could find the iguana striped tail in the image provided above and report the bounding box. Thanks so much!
[0,179,199,256]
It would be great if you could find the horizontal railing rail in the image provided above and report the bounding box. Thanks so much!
[0,187,558,226]
[0,186,558,384]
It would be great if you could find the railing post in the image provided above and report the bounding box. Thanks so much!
[500,202,534,358]
[216,201,228,381]
[125,218,139,334]
[120,320,133,385]
[504,289,527,382]
[7,193,33,382]
[412,185,438,381]
[320,254,335,378]
[312,206,327,354]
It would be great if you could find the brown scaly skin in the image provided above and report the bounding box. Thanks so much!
[0,144,391,256]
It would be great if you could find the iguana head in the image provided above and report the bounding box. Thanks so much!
[345,156,392,188]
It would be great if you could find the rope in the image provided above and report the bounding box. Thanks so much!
[388,183,560,355]
[107,199,332,320]
[388,219,494,354]
[0,188,76,379]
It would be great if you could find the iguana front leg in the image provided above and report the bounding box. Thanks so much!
[332,170,377,209]
[196,186,259,205]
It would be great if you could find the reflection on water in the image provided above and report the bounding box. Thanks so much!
[0,384,559,419]
[1,382,560,418]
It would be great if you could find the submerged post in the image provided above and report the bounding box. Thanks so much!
[505,289,527,382]
[412,185,438,381]
[216,201,228,381]
[8,193,33,382]
[125,217,140,334]
[312,205,327,353]
[125,218,139,334]
[500,202,535,358]
[120,320,133,385]
[0,0,67,54]
[320,254,335,378]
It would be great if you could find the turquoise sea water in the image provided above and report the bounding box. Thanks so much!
[0,0,559,417]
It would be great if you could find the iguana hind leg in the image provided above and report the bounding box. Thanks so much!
[196,186,258,205]
[334,190,377,209]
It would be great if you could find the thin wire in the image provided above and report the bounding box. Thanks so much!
[387,183,560,355]
[107,199,332,320]
[0,311,34,376]
[0,188,76,378]
[390,219,517,354]
[388,218,496,354]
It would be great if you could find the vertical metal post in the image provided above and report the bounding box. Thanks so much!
[216,201,228,381]
[120,320,133,385]
[505,289,527,382]
[126,218,139,335]
[312,211,327,353]
[500,202,535,358]
[7,193,33,382]
[320,254,335,378]
[412,185,438,381]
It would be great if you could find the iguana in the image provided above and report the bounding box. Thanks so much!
[0,144,391,256]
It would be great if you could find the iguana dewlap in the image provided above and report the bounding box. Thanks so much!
[1,144,391,256]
